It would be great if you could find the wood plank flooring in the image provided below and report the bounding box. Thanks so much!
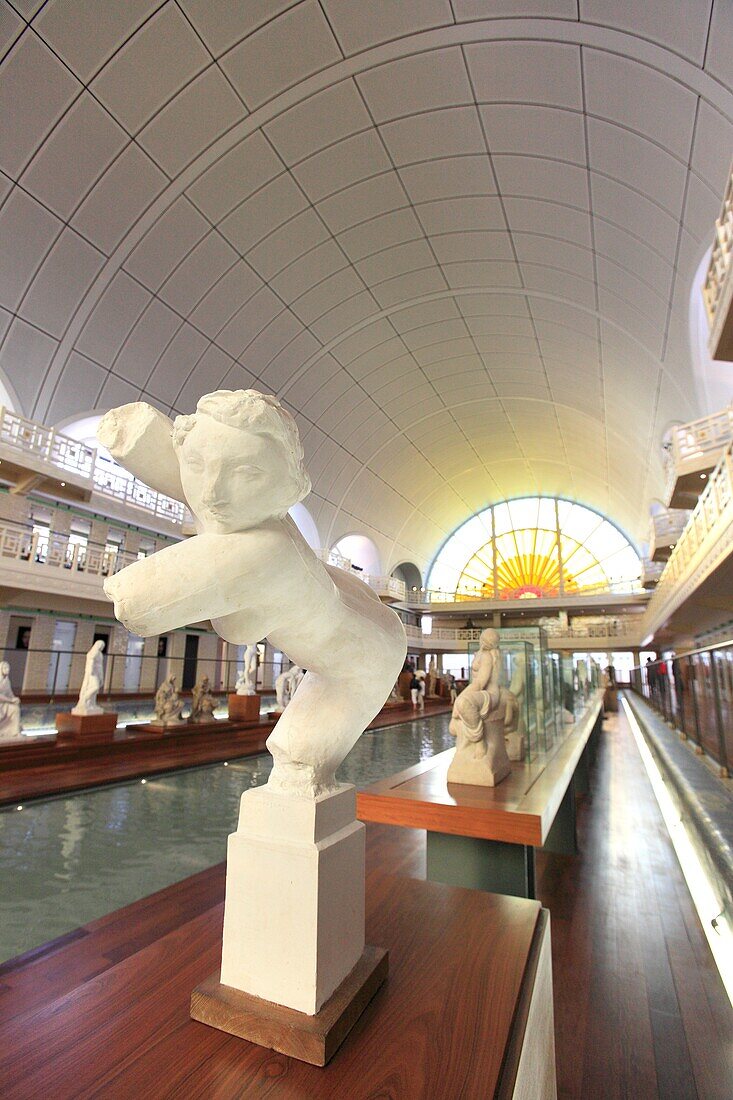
[0,703,731,1097]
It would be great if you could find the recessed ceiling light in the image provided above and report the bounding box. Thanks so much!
[60,481,65,487]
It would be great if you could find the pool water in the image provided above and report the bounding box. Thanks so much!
[0,712,453,963]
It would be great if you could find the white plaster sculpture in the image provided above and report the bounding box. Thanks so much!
[190,675,217,722]
[426,658,438,697]
[0,661,22,740]
[154,673,184,725]
[447,628,511,787]
[577,660,589,699]
[274,663,303,710]
[100,390,406,1015]
[71,640,105,716]
[236,643,258,695]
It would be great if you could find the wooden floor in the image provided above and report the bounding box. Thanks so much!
[0,700,451,806]
[0,704,731,1097]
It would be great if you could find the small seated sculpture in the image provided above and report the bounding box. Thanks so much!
[154,674,184,725]
[236,643,258,695]
[447,628,511,787]
[190,675,217,722]
[72,640,105,716]
[0,661,22,740]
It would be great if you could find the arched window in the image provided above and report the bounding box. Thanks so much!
[427,497,640,600]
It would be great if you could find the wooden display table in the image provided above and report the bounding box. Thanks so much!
[0,868,556,1099]
[358,695,603,897]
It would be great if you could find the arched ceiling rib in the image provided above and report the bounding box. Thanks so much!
[0,1,731,572]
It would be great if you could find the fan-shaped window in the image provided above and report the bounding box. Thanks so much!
[427,497,640,600]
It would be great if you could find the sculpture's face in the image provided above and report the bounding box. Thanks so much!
[0,662,8,676]
[177,414,295,532]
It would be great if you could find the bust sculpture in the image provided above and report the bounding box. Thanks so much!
[72,640,105,716]
[190,675,216,722]
[0,661,22,740]
[154,674,184,725]
[447,628,511,786]
[236,643,258,695]
[100,390,406,795]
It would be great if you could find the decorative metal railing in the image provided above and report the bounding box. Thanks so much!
[0,406,185,527]
[0,521,138,578]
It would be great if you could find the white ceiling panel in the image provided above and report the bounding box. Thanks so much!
[0,3,728,569]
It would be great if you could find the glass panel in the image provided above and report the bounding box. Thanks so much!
[428,496,640,600]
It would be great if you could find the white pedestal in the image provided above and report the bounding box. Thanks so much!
[220,783,365,1016]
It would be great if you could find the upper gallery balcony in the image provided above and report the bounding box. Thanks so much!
[648,509,690,562]
[643,441,733,643]
[0,407,186,534]
[0,520,137,601]
[317,549,407,602]
[702,161,733,361]
[640,558,664,588]
[663,406,733,509]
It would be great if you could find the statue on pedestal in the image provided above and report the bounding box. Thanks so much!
[190,675,217,722]
[447,629,511,786]
[426,658,438,697]
[154,674,184,725]
[0,661,22,740]
[236,644,258,695]
[72,640,105,716]
[100,390,406,1018]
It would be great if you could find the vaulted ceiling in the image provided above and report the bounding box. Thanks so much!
[0,1,731,573]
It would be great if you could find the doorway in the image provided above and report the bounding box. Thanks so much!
[182,634,199,691]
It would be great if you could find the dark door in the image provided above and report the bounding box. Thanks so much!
[182,633,199,691]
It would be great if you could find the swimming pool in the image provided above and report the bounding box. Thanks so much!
[0,712,453,963]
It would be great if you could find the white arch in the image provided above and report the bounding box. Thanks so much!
[289,501,320,550]
[331,533,383,575]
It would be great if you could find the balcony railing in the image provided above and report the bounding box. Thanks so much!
[317,550,407,600]
[0,522,138,578]
[663,406,733,506]
[641,558,664,587]
[0,407,95,478]
[644,442,733,635]
[702,162,733,359]
[649,509,690,561]
[0,406,185,527]
[406,577,643,605]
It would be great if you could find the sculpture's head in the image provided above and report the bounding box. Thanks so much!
[0,661,9,677]
[172,390,310,532]
[478,628,499,651]
[92,640,105,654]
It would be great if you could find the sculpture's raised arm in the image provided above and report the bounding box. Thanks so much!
[97,402,185,502]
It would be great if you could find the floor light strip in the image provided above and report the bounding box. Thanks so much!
[622,697,733,1007]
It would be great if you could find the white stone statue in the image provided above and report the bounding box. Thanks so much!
[501,686,525,762]
[71,639,105,716]
[274,664,303,710]
[190,675,217,722]
[101,391,406,1016]
[0,661,22,740]
[154,673,184,725]
[447,628,511,786]
[236,643,258,695]
[100,391,406,796]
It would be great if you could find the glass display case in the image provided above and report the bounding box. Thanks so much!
[466,626,558,758]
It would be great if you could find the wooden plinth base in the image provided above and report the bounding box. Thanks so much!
[227,694,260,722]
[127,719,220,736]
[55,711,118,744]
[190,945,388,1066]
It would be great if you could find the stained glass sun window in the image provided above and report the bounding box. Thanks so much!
[427,497,640,600]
